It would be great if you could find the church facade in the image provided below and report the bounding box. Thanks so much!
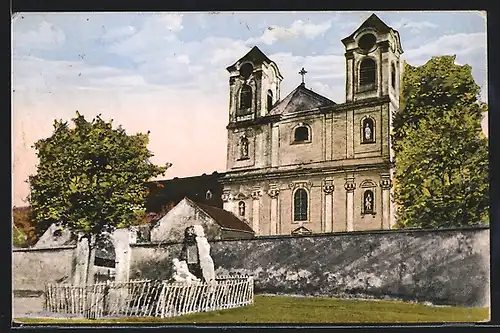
[219,14,403,236]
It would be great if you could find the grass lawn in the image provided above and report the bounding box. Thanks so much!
[14,295,489,324]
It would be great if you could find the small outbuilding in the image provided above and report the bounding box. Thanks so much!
[150,197,255,243]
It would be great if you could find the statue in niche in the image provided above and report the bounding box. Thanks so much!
[240,137,249,159]
[171,258,200,285]
[364,121,373,141]
[238,201,246,216]
[193,225,216,284]
[364,191,373,213]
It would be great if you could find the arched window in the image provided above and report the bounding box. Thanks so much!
[293,188,308,222]
[294,125,310,142]
[239,136,249,159]
[391,62,396,89]
[239,85,252,111]
[362,117,375,143]
[267,90,273,111]
[238,201,246,217]
[205,190,213,200]
[363,190,374,214]
[359,58,376,87]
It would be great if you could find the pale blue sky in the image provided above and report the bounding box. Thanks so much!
[12,11,488,206]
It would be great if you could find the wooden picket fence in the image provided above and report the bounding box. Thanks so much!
[44,275,254,319]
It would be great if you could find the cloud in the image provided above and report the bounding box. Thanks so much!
[12,55,126,92]
[101,25,137,40]
[269,52,345,102]
[390,19,438,33]
[14,21,66,50]
[246,19,332,45]
[107,14,184,59]
[403,32,486,63]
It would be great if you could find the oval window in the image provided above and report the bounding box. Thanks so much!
[239,63,254,79]
[358,33,377,52]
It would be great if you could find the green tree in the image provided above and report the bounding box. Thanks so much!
[393,56,488,229]
[28,112,168,282]
[13,224,28,248]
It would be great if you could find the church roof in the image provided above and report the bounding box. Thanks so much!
[145,172,224,213]
[269,83,336,115]
[189,199,255,234]
[341,13,392,45]
[226,46,283,78]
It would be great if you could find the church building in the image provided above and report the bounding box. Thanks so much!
[219,14,403,236]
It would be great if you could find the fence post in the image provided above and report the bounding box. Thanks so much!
[103,281,110,317]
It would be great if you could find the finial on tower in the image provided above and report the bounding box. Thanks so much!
[298,67,307,85]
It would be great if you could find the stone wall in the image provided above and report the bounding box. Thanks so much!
[12,245,76,315]
[129,227,490,307]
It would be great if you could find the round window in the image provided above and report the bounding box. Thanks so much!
[358,33,377,52]
[239,63,254,79]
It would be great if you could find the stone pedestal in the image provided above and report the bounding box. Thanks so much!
[344,177,356,232]
[323,181,334,233]
[268,187,280,235]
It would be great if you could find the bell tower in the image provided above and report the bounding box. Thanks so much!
[226,46,283,124]
[342,14,403,104]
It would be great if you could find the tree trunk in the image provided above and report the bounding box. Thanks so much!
[85,234,97,285]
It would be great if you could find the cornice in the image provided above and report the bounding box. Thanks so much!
[320,95,391,114]
[220,159,392,183]
[227,114,282,129]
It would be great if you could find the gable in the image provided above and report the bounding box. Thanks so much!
[291,226,313,236]
[269,84,335,115]
[150,198,221,243]
[227,46,272,71]
[34,223,76,248]
[341,13,392,45]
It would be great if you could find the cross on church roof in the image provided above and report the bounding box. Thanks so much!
[298,67,307,85]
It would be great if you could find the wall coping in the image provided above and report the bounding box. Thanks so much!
[13,245,76,252]
[131,225,489,248]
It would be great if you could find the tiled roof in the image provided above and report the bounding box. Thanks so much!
[192,200,255,234]
[145,172,224,213]
[269,83,335,115]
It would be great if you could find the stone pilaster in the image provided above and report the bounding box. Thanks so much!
[268,186,280,235]
[322,180,335,233]
[271,124,279,167]
[73,234,90,286]
[380,174,393,229]
[346,109,354,159]
[344,176,356,232]
[251,188,262,235]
